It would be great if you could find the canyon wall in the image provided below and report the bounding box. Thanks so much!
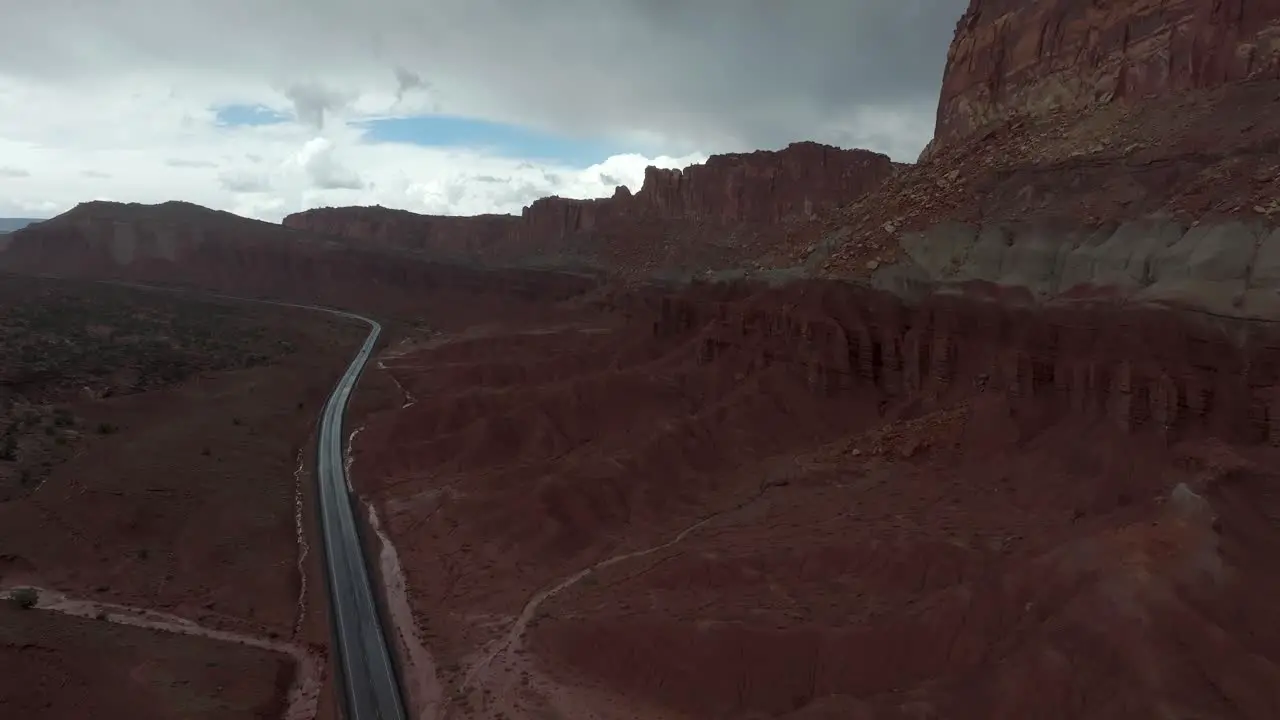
[933,0,1280,147]
[632,279,1280,446]
[10,3,1280,323]
[790,0,1280,310]
[282,142,895,271]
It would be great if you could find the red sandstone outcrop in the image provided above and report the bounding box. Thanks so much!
[639,280,1280,444]
[933,0,1280,147]
[283,142,894,271]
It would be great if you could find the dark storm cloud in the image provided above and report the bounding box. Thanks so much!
[394,66,427,102]
[0,0,968,159]
[284,83,354,128]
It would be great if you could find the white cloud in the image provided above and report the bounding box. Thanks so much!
[0,0,966,220]
[0,74,704,221]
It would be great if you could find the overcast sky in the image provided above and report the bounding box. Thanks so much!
[0,0,965,221]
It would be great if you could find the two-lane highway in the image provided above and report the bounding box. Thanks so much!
[314,311,407,720]
[59,280,408,717]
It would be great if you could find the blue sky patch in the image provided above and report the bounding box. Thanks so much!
[357,115,618,166]
[213,104,291,127]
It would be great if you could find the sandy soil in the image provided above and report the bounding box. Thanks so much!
[0,595,293,720]
[348,288,1280,720]
[0,585,321,719]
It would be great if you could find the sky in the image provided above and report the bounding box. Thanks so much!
[0,0,965,222]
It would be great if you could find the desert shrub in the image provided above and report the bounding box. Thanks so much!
[10,587,38,609]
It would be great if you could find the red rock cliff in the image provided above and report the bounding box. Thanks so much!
[630,142,893,223]
[283,142,894,269]
[934,0,1280,146]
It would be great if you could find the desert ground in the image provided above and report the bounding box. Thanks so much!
[0,274,368,719]
[349,285,1280,719]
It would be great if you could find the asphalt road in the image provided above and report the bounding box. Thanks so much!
[29,278,409,717]
[314,311,408,720]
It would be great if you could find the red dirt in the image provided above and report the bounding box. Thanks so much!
[349,279,1280,719]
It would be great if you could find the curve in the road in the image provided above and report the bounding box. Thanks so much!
[315,312,408,720]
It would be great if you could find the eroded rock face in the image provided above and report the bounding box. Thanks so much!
[637,280,1280,444]
[283,142,894,270]
[935,0,1280,146]
[631,142,893,223]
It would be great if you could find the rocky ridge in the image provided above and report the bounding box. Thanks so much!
[0,201,598,315]
[283,142,894,274]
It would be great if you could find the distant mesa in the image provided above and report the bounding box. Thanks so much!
[0,218,45,234]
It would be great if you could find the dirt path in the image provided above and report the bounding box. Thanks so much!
[460,475,789,711]
[462,514,718,691]
[0,585,323,720]
[376,358,417,409]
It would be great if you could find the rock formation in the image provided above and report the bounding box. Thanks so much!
[799,0,1280,314]
[0,201,598,314]
[933,0,1280,147]
[283,142,895,272]
[636,278,1280,444]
